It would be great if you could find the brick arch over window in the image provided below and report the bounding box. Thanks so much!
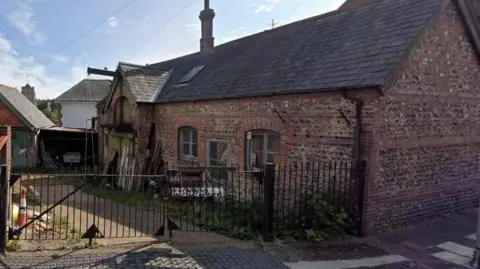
[240,118,284,135]
[178,126,198,160]
[245,129,280,171]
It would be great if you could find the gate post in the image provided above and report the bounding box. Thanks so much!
[0,165,8,254]
[263,164,275,242]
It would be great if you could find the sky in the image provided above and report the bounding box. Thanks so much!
[0,0,345,99]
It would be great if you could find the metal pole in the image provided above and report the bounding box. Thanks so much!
[471,200,480,268]
[0,165,8,254]
[263,164,275,242]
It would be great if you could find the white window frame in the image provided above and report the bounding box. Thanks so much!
[246,130,280,172]
[179,127,198,160]
[205,139,233,187]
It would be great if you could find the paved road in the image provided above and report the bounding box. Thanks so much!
[0,243,288,269]
[1,209,478,268]
[371,208,479,269]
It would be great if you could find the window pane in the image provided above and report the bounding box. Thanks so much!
[267,133,280,152]
[181,130,190,143]
[217,142,229,162]
[252,151,263,168]
[181,142,190,156]
[192,143,198,157]
[266,152,277,163]
[251,134,264,151]
[192,130,198,144]
[209,141,218,160]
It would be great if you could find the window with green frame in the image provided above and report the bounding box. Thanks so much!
[245,130,280,171]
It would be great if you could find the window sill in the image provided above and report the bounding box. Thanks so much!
[178,158,199,166]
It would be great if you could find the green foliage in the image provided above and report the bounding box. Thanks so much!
[42,107,56,123]
[75,179,351,242]
[276,196,350,242]
[6,240,20,252]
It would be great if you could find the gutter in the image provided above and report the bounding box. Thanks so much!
[155,84,382,104]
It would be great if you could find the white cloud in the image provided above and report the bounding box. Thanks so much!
[107,16,118,28]
[254,0,288,13]
[218,28,249,44]
[0,34,13,53]
[140,22,153,28]
[184,23,200,30]
[51,54,70,63]
[0,34,86,99]
[6,1,46,45]
[279,0,345,26]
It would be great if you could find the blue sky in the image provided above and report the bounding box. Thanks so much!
[0,0,345,99]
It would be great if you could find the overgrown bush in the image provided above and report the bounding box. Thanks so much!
[275,195,350,241]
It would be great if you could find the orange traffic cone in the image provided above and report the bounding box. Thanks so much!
[18,190,27,227]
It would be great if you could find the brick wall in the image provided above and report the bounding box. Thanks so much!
[97,79,139,164]
[154,93,356,168]
[363,2,480,234]
[0,102,22,127]
[152,93,359,210]
[0,102,38,167]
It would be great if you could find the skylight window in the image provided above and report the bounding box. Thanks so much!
[178,65,206,84]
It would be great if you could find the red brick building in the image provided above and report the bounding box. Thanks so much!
[96,0,480,234]
[0,84,54,169]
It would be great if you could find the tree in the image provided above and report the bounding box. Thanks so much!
[42,107,56,124]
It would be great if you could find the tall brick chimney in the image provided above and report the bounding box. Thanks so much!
[199,0,215,52]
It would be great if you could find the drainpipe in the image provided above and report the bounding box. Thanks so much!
[342,92,365,236]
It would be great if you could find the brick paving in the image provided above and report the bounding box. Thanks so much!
[0,244,287,269]
[268,241,389,262]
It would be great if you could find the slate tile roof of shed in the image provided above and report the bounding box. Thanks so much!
[56,79,111,102]
[118,0,443,103]
[0,84,54,129]
[118,63,171,102]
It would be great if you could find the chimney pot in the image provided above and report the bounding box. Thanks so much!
[199,0,215,52]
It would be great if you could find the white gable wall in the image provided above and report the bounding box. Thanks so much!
[59,102,97,129]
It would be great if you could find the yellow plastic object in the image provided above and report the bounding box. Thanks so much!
[11,204,19,224]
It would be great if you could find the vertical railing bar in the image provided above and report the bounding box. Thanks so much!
[311,162,317,229]
[116,174,120,238]
[281,161,286,233]
[78,167,83,240]
[293,162,298,229]
[275,162,280,235]
[334,161,339,210]
[71,170,76,240]
[23,173,28,241]
[341,161,347,213]
[103,172,107,238]
[46,173,50,240]
[327,162,333,207]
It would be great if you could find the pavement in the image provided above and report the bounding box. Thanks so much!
[0,208,478,268]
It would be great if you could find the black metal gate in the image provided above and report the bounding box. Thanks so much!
[0,160,365,252]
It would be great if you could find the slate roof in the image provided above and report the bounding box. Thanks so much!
[56,79,111,102]
[116,0,443,103]
[0,84,54,129]
[456,0,480,59]
[118,63,171,102]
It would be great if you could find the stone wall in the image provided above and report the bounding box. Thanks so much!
[154,92,356,168]
[363,2,480,233]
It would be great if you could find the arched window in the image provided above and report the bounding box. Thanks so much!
[246,130,280,171]
[179,126,198,160]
